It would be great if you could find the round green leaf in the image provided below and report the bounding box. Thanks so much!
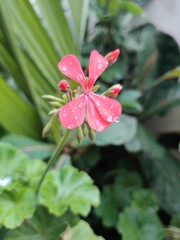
[95,114,137,146]
[5,207,78,240]
[0,143,46,229]
[39,166,100,217]
[0,188,36,229]
[62,220,105,240]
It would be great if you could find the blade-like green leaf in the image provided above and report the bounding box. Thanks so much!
[68,0,90,51]
[0,76,41,138]
[39,166,100,217]
[36,0,78,56]
[1,134,54,160]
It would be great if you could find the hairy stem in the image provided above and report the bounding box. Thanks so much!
[36,129,71,195]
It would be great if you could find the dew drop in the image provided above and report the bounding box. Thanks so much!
[0,176,11,187]
[97,64,103,70]
[98,59,101,63]
[78,74,83,79]
[95,99,101,106]
[68,123,75,129]
[89,102,95,117]
[74,116,78,120]
[107,116,113,122]
[114,116,120,123]
[61,66,67,72]
[62,113,67,117]
[78,102,84,108]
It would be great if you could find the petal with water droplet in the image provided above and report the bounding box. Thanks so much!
[86,96,110,132]
[58,55,86,87]
[59,94,86,129]
[90,93,122,123]
[88,50,108,89]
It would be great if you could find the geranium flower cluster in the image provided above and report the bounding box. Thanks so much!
[58,50,122,132]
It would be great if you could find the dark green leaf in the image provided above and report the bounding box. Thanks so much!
[96,170,142,227]
[139,126,180,214]
[95,114,137,146]
[5,207,78,240]
[117,189,165,240]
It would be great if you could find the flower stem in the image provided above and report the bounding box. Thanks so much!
[36,129,71,195]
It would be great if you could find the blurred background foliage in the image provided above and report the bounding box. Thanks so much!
[0,0,180,239]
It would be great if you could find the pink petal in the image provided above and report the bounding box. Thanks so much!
[88,50,108,89]
[90,93,122,123]
[59,94,86,129]
[86,96,111,132]
[58,55,86,87]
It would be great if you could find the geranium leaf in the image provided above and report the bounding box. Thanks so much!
[0,143,46,229]
[39,166,100,216]
[117,190,165,240]
[0,188,36,229]
[95,114,137,146]
[5,207,78,240]
[62,220,105,240]
[95,170,142,227]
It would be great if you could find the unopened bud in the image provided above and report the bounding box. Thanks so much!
[83,123,88,137]
[77,126,84,143]
[88,127,95,141]
[42,121,52,138]
[103,84,123,99]
[105,49,120,66]
[92,85,100,92]
[59,80,69,92]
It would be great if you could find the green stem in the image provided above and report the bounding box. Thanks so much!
[36,129,71,195]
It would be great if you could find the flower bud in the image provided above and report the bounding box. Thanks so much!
[59,80,69,92]
[88,127,95,141]
[77,126,84,143]
[105,49,120,66]
[42,121,52,138]
[103,84,123,99]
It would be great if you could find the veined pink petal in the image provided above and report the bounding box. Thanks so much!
[86,96,111,132]
[88,50,108,89]
[59,94,86,129]
[58,55,86,87]
[90,93,122,123]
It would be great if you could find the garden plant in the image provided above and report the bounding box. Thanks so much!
[0,0,180,239]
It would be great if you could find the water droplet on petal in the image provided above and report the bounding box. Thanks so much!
[114,116,119,123]
[97,64,103,70]
[107,116,113,122]
[110,106,113,109]
[95,99,101,106]
[98,59,101,63]
[74,116,78,120]
[62,113,67,117]
[78,103,84,108]
[72,109,75,113]
[68,123,75,129]
[89,102,95,117]
[76,74,83,81]
[61,66,67,72]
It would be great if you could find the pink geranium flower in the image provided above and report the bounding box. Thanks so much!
[58,50,122,132]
